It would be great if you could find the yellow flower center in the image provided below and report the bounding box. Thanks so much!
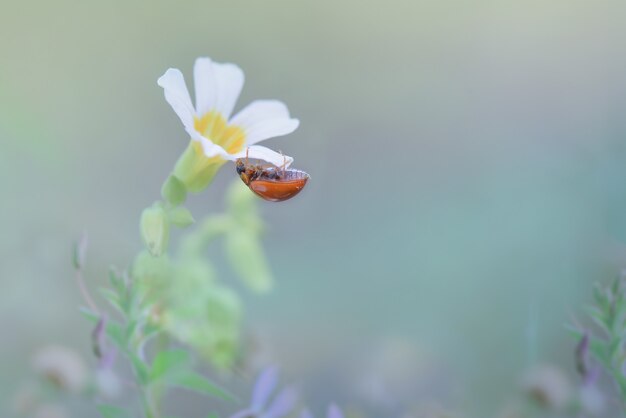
[173,111,247,193]
[193,111,246,155]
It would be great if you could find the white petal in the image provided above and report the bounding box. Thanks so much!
[193,57,217,116]
[245,118,300,146]
[192,58,244,119]
[195,134,231,160]
[157,68,196,132]
[230,100,290,127]
[230,100,300,145]
[214,61,244,119]
[231,145,294,167]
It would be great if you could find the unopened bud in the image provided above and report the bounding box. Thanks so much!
[92,315,107,359]
[72,232,88,269]
[140,203,169,257]
[575,332,590,378]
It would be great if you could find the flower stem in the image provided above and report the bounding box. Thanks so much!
[75,269,99,313]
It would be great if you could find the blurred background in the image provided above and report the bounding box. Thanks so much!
[1,0,626,416]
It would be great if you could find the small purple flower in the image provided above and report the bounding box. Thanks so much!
[92,315,107,359]
[91,314,117,370]
[575,332,590,378]
[575,332,600,386]
[327,405,344,418]
[300,404,344,418]
[230,367,298,418]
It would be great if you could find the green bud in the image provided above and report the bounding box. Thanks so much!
[169,206,195,228]
[161,175,187,207]
[140,203,169,257]
[72,232,88,269]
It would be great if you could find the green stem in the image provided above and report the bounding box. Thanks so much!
[605,305,626,414]
[131,354,160,418]
[178,215,232,257]
[150,334,171,414]
[140,388,157,418]
[126,315,161,418]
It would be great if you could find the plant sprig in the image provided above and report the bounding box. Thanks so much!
[570,273,626,413]
[73,177,274,418]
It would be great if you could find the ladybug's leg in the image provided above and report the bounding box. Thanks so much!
[250,168,261,182]
[279,150,287,176]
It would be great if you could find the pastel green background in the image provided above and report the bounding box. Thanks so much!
[1,0,625,416]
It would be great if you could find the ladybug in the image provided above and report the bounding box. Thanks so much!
[235,158,309,202]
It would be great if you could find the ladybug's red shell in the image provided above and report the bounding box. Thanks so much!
[248,169,309,202]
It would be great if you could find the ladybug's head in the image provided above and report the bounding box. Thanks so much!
[235,159,246,175]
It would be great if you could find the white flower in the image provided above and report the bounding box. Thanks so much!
[158,57,299,175]
[522,365,571,410]
[32,345,87,393]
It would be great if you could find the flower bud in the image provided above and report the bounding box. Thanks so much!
[92,315,107,359]
[140,203,169,257]
[72,232,88,269]
[575,332,590,378]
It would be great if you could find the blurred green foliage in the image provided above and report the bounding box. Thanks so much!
[134,181,272,368]
[67,180,272,417]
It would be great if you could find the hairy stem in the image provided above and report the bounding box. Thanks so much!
[75,269,99,313]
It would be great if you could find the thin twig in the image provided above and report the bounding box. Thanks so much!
[76,269,99,314]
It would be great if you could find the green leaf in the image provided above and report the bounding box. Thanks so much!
[129,352,150,385]
[140,203,170,257]
[150,349,192,381]
[224,228,273,293]
[97,405,134,418]
[105,323,126,349]
[593,282,611,313]
[612,276,621,297]
[125,319,140,341]
[588,339,609,367]
[169,207,195,228]
[141,322,162,345]
[108,268,128,303]
[171,372,235,401]
[612,300,626,335]
[161,175,187,207]
[585,305,609,334]
[99,288,125,315]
